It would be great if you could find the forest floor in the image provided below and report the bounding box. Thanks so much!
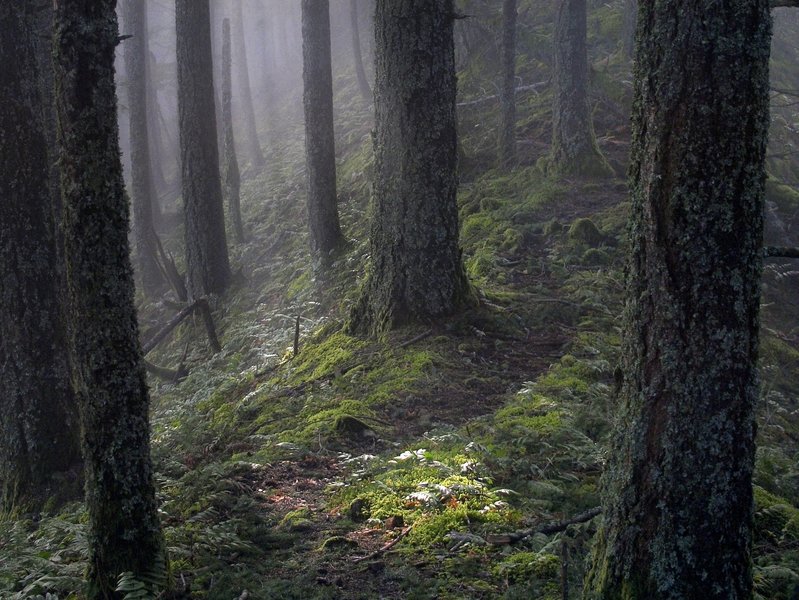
[3,52,799,600]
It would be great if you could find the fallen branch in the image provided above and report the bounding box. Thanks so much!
[153,231,187,301]
[143,359,188,382]
[771,0,799,8]
[399,329,433,348]
[352,525,413,563]
[486,507,602,545]
[764,246,799,259]
[141,299,221,354]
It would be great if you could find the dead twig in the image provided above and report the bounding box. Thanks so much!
[399,329,433,348]
[352,525,414,563]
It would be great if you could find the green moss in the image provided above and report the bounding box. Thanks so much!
[289,331,367,383]
[279,508,314,532]
[492,551,560,582]
[568,218,604,247]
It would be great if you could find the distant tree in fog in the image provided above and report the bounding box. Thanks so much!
[622,0,638,60]
[222,17,245,243]
[499,0,517,170]
[550,0,612,177]
[122,0,163,297]
[350,0,372,102]
[176,0,231,297]
[232,0,266,170]
[301,0,344,263]
[348,0,472,337]
[0,2,80,512]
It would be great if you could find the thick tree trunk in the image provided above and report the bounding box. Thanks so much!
[0,3,80,512]
[53,0,163,596]
[621,0,637,60]
[222,18,245,243]
[584,1,772,598]
[176,0,231,298]
[550,0,612,177]
[350,0,372,102]
[498,0,517,170]
[122,0,162,297]
[232,0,265,170]
[347,0,472,337]
[301,0,344,262]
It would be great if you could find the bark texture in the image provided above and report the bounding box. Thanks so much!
[498,0,517,169]
[350,0,372,102]
[176,0,231,298]
[301,0,344,261]
[0,2,79,512]
[222,18,244,243]
[348,0,472,337]
[122,0,161,296]
[53,0,162,596]
[232,0,265,169]
[585,2,772,598]
[551,0,611,177]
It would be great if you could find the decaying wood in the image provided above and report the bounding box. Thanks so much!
[486,506,601,545]
[293,314,301,356]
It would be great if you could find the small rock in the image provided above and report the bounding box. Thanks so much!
[385,515,404,529]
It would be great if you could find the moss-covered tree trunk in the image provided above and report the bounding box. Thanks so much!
[222,18,244,244]
[584,2,772,598]
[176,0,231,298]
[301,0,344,263]
[550,0,611,177]
[498,0,517,170]
[350,0,372,102]
[0,2,80,513]
[348,0,472,337]
[232,0,265,170]
[122,0,162,297]
[53,0,163,596]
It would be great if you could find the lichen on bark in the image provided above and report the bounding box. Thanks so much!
[53,0,163,595]
[347,0,473,338]
[584,1,773,598]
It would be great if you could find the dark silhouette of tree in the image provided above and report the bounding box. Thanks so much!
[301,0,344,262]
[350,0,372,102]
[622,0,637,60]
[498,0,517,170]
[0,2,80,513]
[176,0,231,297]
[348,0,472,337]
[232,0,265,170]
[222,17,244,243]
[550,0,611,177]
[585,1,772,597]
[122,0,162,297]
[53,0,163,595]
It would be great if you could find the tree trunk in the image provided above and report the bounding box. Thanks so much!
[621,0,637,60]
[146,50,169,209]
[498,0,517,170]
[0,2,80,513]
[232,0,266,170]
[222,18,245,243]
[350,0,372,102]
[122,0,162,297]
[176,0,231,298]
[584,1,772,598]
[347,0,472,337]
[550,0,612,177]
[53,0,163,596]
[301,0,344,264]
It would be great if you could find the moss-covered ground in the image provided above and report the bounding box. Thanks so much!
[3,4,799,600]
